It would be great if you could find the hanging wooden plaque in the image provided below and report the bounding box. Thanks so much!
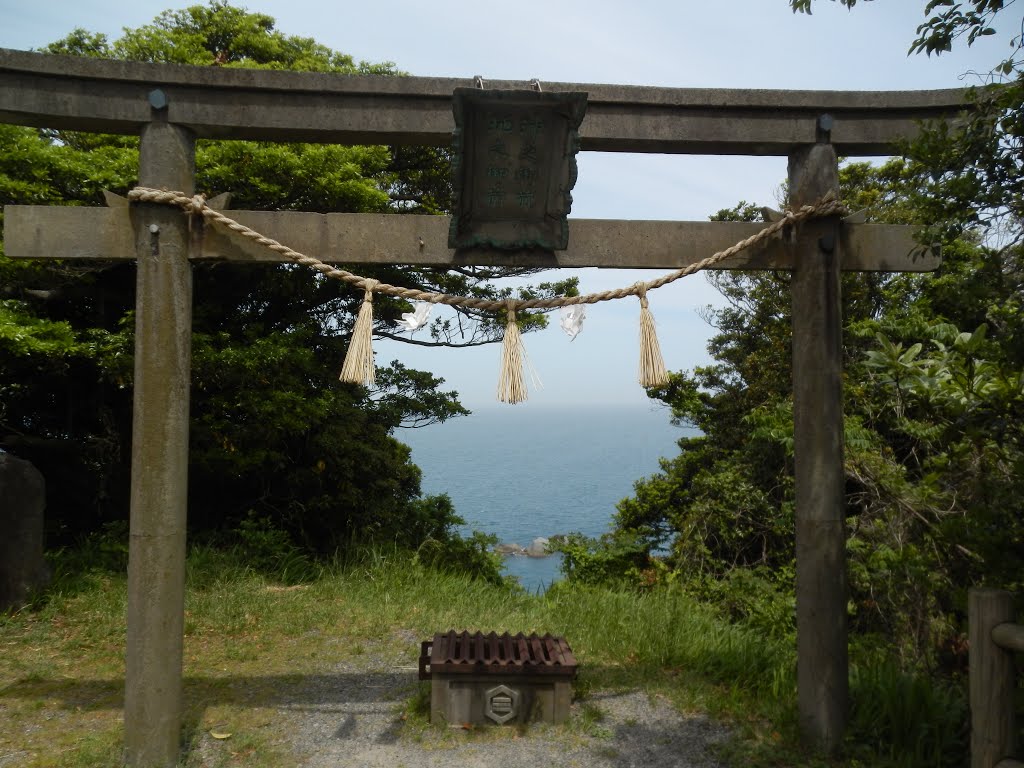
[449,88,588,252]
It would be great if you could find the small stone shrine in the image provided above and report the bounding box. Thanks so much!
[419,631,577,725]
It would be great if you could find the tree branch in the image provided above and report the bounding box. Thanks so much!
[374,330,497,348]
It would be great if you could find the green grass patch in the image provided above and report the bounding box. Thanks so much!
[0,546,969,767]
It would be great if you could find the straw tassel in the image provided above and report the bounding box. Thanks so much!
[637,286,669,387]
[339,279,378,386]
[497,300,528,404]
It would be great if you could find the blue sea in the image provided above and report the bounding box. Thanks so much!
[397,405,695,592]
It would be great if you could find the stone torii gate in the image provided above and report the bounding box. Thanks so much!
[1,47,961,767]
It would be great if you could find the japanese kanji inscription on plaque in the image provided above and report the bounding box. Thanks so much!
[449,88,588,251]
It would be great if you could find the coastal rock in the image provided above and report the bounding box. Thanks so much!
[495,537,554,557]
[494,543,526,556]
[525,537,550,557]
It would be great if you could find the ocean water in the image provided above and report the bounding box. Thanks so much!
[397,405,694,592]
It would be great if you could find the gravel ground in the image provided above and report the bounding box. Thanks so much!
[202,636,733,768]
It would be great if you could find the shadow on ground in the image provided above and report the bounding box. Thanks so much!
[1,669,730,767]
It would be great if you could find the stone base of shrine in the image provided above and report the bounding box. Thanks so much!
[428,674,573,726]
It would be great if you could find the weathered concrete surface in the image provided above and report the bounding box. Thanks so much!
[123,119,195,768]
[4,205,938,272]
[969,589,1019,768]
[0,453,49,610]
[789,142,848,754]
[0,47,969,155]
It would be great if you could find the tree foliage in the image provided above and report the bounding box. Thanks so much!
[792,0,1015,57]
[618,171,1021,659]
[0,2,568,571]
[793,1,1024,244]
[612,152,1024,664]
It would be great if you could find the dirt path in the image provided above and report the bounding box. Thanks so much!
[194,651,732,768]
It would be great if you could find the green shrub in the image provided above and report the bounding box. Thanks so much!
[413,529,506,586]
[684,566,796,642]
[551,529,654,586]
[229,511,318,583]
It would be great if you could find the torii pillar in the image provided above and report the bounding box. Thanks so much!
[790,138,848,750]
[124,117,195,767]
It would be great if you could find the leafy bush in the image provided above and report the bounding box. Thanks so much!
[551,529,655,587]
[413,529,506,586]
[684,566,796,642]
[228,511,318,584]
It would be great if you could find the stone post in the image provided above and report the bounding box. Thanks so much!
[0,453,49,610]
[789,137,848,753]
[124,114,195,768]
[969,588,1017,768]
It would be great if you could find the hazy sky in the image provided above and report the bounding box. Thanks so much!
[0,0,1006,409]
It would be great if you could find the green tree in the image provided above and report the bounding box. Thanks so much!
[578,0,1024,662]
[787,0,1024,616]
[607,153,1024,667]
[0,1,572,567]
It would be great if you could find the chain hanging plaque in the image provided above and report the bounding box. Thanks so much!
[449,88,588,252]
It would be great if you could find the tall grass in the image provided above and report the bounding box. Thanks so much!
[284,551,794,697]
[847,660,968,768]
[540,584,794,693]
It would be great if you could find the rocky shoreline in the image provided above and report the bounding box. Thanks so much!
[494,537,552,558]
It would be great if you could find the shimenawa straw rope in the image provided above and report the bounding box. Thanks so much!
[127,187,845,400]
[497,300,528,404]
[339,279,378,386]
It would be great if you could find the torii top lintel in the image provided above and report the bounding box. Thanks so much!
[0,47,970,156]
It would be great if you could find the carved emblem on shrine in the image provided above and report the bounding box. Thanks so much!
[484,684,520,724]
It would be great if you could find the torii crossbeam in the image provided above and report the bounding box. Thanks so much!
[1,47,959,767]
